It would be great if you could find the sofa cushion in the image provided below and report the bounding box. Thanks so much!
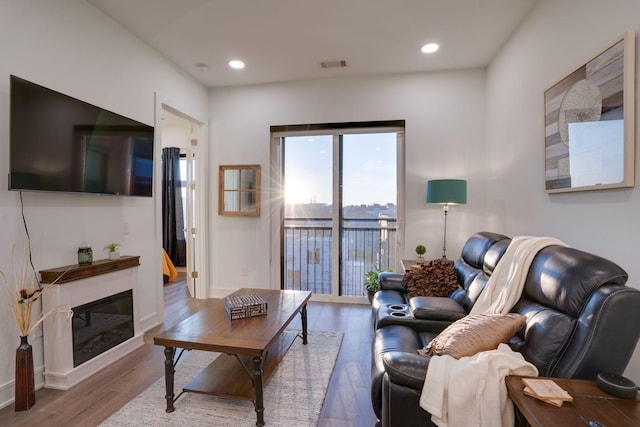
[482,238,510,275]
[460,232,506,269]
[511,300,574,376]
[423,313,526,359]
[402,260,458,299]
[523,246,628,317]
[372,325,438,419]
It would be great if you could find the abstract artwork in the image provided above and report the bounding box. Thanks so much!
[544,31,635,193]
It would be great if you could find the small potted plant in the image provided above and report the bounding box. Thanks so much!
[104,243,121,260]
[364,266,393,303]
[364,267,381,303]
[415,244,426,264]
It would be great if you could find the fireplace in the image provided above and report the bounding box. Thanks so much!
[72,289,134,367]
[42,257,143,390]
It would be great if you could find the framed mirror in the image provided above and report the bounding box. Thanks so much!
[219,164,261,216]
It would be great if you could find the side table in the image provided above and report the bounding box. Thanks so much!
[506,375,640,427]
[401,259,421,271]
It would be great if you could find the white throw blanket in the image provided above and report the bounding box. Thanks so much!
[469,236,567,315]
[420,344,538,427]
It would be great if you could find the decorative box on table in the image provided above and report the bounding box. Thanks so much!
[225,293,268,319]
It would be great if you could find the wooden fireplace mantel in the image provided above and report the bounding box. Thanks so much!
[39,256,140,284]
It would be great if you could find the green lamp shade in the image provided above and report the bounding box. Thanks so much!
[426,179,467,204]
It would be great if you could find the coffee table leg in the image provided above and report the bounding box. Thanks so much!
[301,303,308,344]
[164,347,176,413]
[253,356,265,426]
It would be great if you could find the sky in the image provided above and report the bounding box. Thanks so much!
[284,132,397,206]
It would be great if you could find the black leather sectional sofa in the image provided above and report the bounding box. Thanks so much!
[370,231,640,427]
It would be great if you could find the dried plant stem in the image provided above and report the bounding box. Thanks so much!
[2,248,73,337]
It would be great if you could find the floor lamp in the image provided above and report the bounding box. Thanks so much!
[426,179,467,260]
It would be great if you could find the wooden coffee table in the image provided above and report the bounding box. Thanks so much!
[153,288,311,427]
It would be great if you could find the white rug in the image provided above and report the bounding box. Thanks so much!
[101,330,343,427]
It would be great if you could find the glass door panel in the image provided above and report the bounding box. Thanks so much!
[282,135,333,295]
[341,133,398,296]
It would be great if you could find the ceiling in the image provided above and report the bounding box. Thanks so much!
[87,0,537,88]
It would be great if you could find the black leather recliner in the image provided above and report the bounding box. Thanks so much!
[372,241,640,427]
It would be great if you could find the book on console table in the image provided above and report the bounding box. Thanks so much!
[225,293,268,319]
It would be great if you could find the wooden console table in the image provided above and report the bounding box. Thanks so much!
[506,375,640,427]
[401,259,420,271]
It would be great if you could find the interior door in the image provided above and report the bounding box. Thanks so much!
[183,138,197,297]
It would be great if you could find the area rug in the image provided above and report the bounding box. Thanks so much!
[101,330,343,427]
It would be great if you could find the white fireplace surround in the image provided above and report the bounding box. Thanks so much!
[42,266,143,390]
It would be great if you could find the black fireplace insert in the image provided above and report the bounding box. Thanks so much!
[72,289,134,367]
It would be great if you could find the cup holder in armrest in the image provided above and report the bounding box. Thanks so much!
[375,303,417,328]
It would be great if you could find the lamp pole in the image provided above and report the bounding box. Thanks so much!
[441,203,449,259]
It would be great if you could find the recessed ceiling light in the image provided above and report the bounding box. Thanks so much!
[229,60,245,69]
[421,43,440,54]
[196,63,209,72]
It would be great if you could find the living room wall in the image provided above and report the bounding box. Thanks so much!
[0,0,207,408]
[208,70,490,298]
[485,0,640,381]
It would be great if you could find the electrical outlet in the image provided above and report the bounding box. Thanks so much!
[240,265,248,277]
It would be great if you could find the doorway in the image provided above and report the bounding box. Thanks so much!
[160,105,204,298]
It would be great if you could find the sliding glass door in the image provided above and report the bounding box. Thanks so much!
[274,122,403,300]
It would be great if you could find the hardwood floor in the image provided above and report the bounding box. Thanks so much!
[0,279,378,426]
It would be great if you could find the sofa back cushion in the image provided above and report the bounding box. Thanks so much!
[522,246,628,317]
[453,232,510,288]
[451,232,511,311]
[511,245,630,377]
[483,238,510,275]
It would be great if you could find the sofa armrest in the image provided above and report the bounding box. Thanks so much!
[382,351,430,391]
[409,296,467,321]
[380,272,407,293]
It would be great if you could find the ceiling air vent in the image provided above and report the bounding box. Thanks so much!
[319,60,347,69]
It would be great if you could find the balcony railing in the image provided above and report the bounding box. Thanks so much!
[283,217,397,297]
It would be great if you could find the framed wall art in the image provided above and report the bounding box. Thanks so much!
[544,31,635,193]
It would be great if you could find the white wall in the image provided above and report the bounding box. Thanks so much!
[486,0,640,381]
[208,70,489,296]
[0,0,208,408]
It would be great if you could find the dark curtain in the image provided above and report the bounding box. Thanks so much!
[162,147,186,267]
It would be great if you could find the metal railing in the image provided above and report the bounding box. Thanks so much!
[283,217,397,296]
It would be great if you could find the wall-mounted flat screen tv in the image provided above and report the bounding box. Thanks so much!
[9,75,154,197]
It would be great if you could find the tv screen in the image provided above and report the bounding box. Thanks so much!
[9,75,154,197]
